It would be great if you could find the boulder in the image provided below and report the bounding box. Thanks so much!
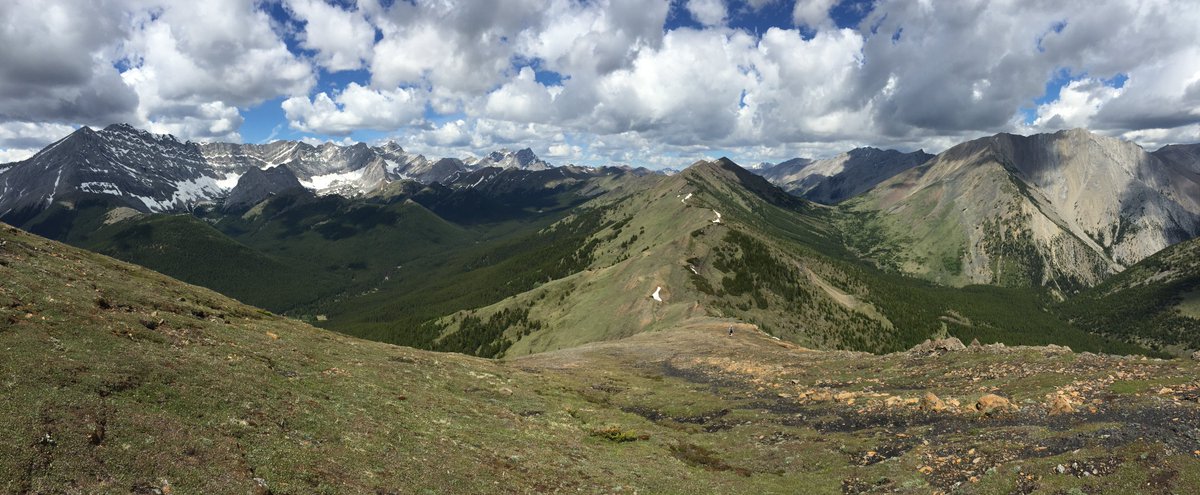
[909,337,966,354]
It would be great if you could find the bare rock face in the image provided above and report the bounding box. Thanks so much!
[0,124,222,222]
[223,165,310,212]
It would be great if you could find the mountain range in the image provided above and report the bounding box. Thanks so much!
[4,122,1200,492]
[1,124,1199,357]
[0,123,565,225]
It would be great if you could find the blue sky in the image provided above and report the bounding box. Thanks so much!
[0,0,1197,167]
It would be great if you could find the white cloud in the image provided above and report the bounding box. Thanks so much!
[116,0,315,141]
[286,0,376,72]
[1032,78,1124,130]
[687,0,728,27]
[2,0,1200,168]
[792,0,838,29]
[0,122,76,150]
[485,67,558,123]
[546,143,583,158]
[283,83,425,135]
[0,121,74,163]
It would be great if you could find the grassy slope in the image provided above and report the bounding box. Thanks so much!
[1060,237,1200,353]
[2,224,1199,493]
[437,161,1150,358]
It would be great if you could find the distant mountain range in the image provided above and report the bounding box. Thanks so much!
[0,123,575,223]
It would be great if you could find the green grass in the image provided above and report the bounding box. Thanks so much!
[3,223,1199,493]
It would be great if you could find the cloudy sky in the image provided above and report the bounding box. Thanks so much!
[1,0,1198,167]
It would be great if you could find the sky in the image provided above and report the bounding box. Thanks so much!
[0,0,1198,168]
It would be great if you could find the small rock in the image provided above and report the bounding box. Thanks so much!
[1048,395,1075,415]
[1191,350,1200,361]
[1055,464,1066,474]
[253,477,269,495]
[974,394,1016,414]
[920,392,947,412]
[807,389,833,402]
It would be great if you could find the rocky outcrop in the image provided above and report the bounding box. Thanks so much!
[223,165,310,212]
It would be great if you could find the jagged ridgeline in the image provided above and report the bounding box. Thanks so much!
[428,158,1147,357]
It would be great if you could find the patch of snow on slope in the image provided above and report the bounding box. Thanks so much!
[215,172,242,190]
[170,176,223,204]
[712,210,722,223]
[681,193,692,204]
[302,168,366,193]
[651,286,663,302]
[79,182,123,196]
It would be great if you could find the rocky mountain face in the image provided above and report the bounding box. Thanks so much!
[0,124,222,222]
[852,129,1200,289]
[222,164,310,212]
[761,148,933,204]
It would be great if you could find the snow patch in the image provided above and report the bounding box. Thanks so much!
[651,286,663,302]
[681,192,692,204]
[215,172,242,190]
[712,210,722,223]
[687,264,699,275]
[79,182,123,196]
[302,168,366,193]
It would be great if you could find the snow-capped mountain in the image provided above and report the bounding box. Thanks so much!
[199,140,441,195]
[464,148,551,171]
[0,124,573,221]
[0,124,223,221]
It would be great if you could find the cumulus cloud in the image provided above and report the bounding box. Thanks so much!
[687,0,728,27]
[3,0,1200,166]
[118,0,315,141]
[792,0,838,29]
[1032,78,1124,130]
[286,0,376,72]
[0,0,138,124]
[283,83,425,135]
[0,122,78,163]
